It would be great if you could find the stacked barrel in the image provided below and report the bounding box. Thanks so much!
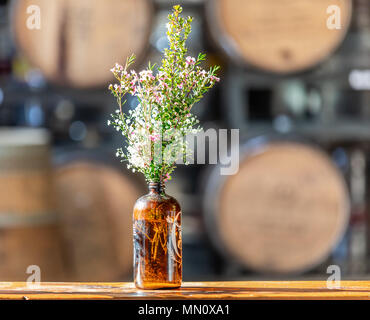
[0,128,143,281]
[0,0,366,279]
[12,0,153,87]
[203,139,350,274]
[0,0,153,281]
[200,0,355,275]
[55,157,142,281]
[206,0,352,73]
[0,128,65,280]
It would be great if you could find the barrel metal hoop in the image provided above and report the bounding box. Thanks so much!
[0,212,58,228]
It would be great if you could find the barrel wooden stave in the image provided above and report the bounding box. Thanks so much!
[0,225,66,280]
[55,160,143,281]
[12,0,153,87]
[204,141,350,274]
[0,128,66,281]
[207,0,352,73]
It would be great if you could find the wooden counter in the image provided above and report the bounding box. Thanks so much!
[0,281,369,300]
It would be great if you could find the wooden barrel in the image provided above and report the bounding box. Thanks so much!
[54,154,144,281]
[11,0,153,87]
[203,138,350,274]
[206,0,352,73]
[0,128,66,280]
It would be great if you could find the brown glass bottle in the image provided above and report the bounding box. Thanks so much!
[133,182,182,289]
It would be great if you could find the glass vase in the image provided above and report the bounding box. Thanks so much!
[133,182,182,289]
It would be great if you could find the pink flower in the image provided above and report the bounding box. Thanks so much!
[185,56,196,66]
[149,133,160,142]
[139,70,155,82]
[114,63,123,71]
[113,84,122,92]
[155,95,162,103]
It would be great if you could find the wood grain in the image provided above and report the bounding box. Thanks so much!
[205,142,349,274]
[208,0,352,73]
[0,128,65,280]
[55,161,142,281]
[12,0,153,87]
[0,281,368,300]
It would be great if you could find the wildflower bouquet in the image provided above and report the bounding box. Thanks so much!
[108,5,220,183]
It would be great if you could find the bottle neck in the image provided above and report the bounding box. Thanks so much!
[148,181,165,194]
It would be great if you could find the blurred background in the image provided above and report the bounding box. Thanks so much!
[0,0,369,282]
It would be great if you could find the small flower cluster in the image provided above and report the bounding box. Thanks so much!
[108,5,220,183]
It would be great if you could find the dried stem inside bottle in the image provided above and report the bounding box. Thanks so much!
[133,182,182,289]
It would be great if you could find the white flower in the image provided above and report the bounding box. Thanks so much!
[139,70,154,82]
[185,56,196,65]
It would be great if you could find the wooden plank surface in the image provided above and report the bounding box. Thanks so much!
[0,281,369,300]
